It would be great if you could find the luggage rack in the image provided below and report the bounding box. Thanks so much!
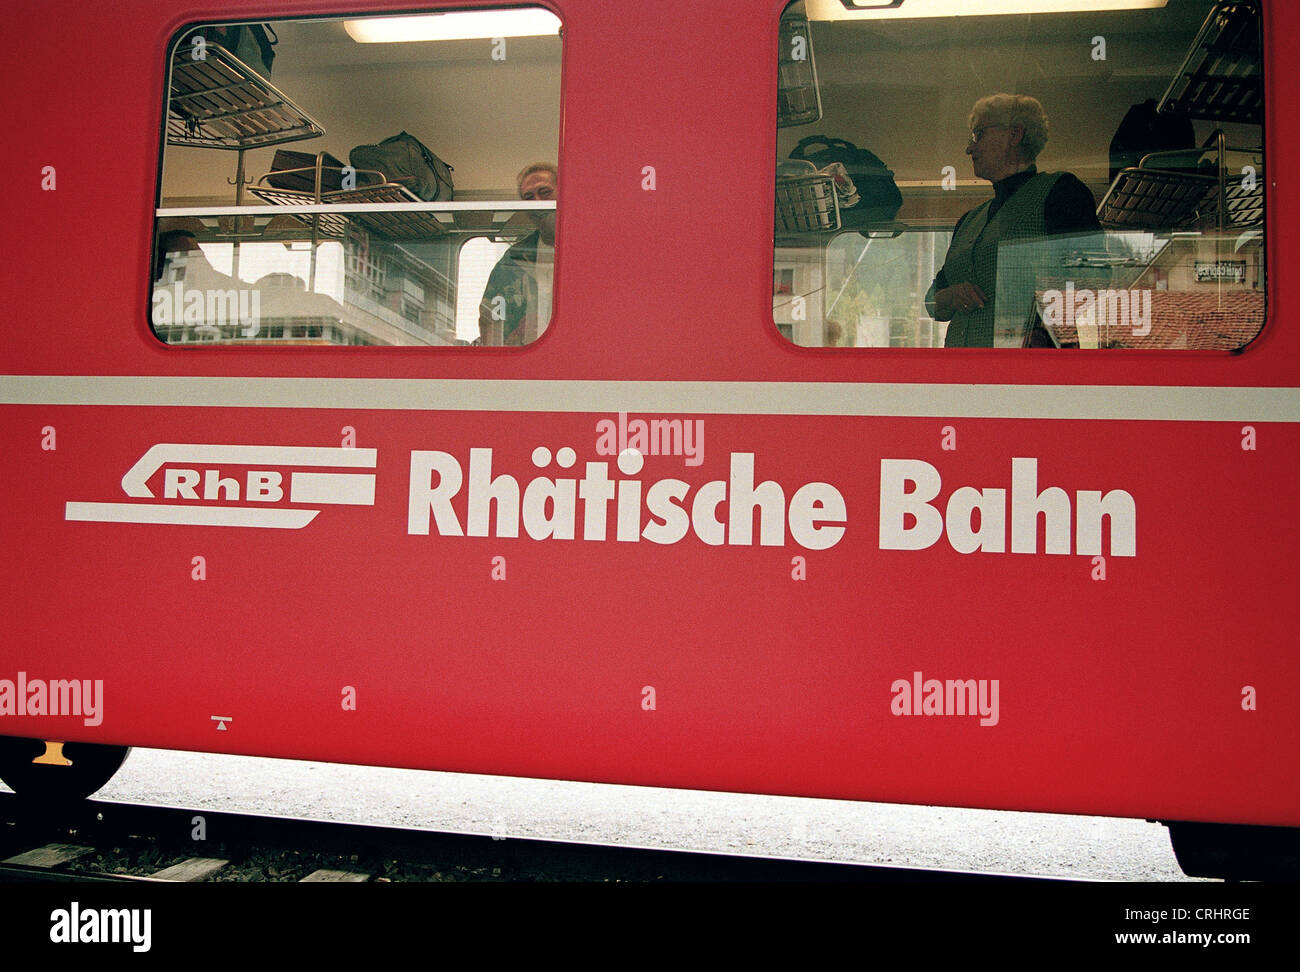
[249,162,445,240]
[1098,134,1262,231]
[1157,0,1262,125]
[1097,165,1218,231]
[248,160,545,241]
[775,160,906,242]
[166,204,549,246]
[776,164,840,235]
[1100,2,1262,233]
[166,43,324,150]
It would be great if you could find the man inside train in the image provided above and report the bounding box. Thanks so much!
[925,94,1101,347]
[479,162,557,346]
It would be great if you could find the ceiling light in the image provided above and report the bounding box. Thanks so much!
[345,10,561,43]
[804,0,1168,19]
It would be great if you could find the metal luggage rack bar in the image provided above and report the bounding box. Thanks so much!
[157,201,555,242]
[1158,1,1262,124]
[166,43,324,149]
[159,212,312,242]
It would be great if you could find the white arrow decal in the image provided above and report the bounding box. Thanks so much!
[66,503,320,529]
[121,444,376,498]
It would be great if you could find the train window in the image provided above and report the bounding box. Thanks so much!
[153,9,561,347]
[774,0,1265,350]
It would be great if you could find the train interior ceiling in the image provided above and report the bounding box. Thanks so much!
[155,1,1263,350]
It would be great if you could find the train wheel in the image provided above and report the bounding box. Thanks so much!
[1165,820,1300,880]
[0,736,131,803]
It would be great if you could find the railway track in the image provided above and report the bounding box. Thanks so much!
[0,792,1067,883]
[2,793,1271,961]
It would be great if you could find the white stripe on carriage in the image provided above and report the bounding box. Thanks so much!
[3,376,1298,422]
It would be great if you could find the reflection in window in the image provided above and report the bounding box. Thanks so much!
[774,0,1264,350]
[154,10,561,347]
[457,237,510,342]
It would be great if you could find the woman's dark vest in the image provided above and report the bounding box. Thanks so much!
[941,172,1063,348]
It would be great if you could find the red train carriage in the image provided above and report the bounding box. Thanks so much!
[1,0,1295,878]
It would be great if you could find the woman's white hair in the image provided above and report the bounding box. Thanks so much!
[516,161,558,195]
[970,93,1048,161]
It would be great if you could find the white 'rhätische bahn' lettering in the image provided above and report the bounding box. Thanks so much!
[409,448,847,549]
[406,449,1137,556]
[879,458,1136,556]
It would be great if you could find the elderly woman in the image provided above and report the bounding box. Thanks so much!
[927,94,1100,347]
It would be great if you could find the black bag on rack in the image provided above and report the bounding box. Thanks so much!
[267,150,347,193]
[349,132,455,202]
[1109,99,1196,184]
[789,135,902,227]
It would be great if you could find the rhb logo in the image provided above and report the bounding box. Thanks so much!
[65,444,376,529]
